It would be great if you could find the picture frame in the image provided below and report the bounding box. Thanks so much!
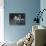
[9,13,25,25]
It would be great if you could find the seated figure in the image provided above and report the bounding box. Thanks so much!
[17,32,34,46]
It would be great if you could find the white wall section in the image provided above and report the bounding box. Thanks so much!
[0,0,4,42]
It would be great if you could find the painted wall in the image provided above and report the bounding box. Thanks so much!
[0,0,4,42]
[40,0,46,26]
[4,0,40,42]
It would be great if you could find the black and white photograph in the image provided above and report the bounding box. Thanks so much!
[9,13,25,25]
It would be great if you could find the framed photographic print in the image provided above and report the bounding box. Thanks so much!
[9,13,25,25]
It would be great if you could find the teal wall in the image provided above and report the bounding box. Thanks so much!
[4,0,40,42]
[40,0,46,27]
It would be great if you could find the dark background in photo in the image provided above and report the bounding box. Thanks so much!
[9,13,25,25]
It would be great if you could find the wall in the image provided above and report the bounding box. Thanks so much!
[0,0,4,42]
[40,0,46,26]
[4,0,40,42]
